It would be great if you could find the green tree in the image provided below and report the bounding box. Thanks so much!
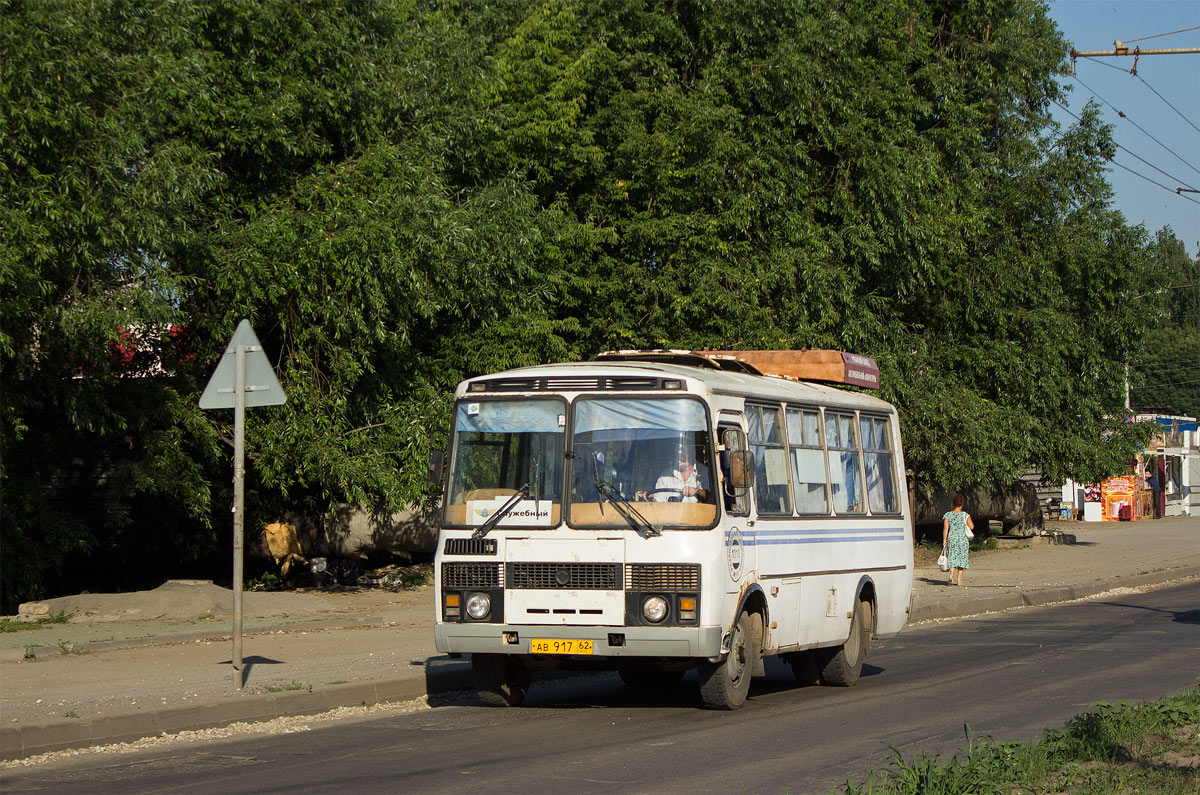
[468,0,1156,486]
[1131,228,1200,419]
[2,0,1164,610]
[1,0,574,609]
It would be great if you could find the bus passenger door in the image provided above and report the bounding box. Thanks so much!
[718,418,756,593]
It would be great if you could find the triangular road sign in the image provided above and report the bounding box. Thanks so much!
[199,320,287,410]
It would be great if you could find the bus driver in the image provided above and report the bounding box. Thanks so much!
[648,450,710,502]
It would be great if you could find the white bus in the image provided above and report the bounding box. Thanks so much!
[431,349,913,709]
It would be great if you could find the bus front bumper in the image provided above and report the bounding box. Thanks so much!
[434,622,724,659]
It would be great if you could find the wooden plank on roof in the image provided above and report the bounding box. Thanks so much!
[595,348,880,388]
[703,349,880,389]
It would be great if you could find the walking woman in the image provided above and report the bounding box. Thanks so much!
[942,493,975,586]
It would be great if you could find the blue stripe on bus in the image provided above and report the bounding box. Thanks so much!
[731,526,907,546]
[746,526,904,535]
[743,535,907,545]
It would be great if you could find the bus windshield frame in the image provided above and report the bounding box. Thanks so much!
[442,397,567,530]
[567,395,718,531]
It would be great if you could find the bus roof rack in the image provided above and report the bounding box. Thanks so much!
[595,349,880,389]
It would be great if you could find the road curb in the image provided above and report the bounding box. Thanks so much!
[1,660,476,761]
[909,566,1200,622]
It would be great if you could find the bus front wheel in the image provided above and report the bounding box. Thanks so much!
[472,653,531,707]
[819,597,871,687]
[698,610,759,709]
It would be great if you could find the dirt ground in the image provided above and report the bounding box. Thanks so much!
[12,578,431,624]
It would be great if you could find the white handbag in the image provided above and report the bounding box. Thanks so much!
[966,527,975,540]
[937,550,949,572]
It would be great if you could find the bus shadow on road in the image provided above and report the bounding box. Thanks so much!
[1090,601,1199,624]
[453,657,890,711]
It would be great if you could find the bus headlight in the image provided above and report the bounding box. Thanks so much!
[642,595,669,623]
[466,592,492,620]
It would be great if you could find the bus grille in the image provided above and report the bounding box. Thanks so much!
[506,562,620,590]
[442,562,502,588]
[626,564,700,591]
[443,538,497,556]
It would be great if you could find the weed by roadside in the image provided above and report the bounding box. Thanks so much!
[56,640,83,655]
[0,612,73,633]
[246,572,284,591]
[915,535,997,555]
[969,536,998,553]
[256,681,310,694]
[837,687,1200,794]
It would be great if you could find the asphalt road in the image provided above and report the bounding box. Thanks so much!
[5,582,1198,794]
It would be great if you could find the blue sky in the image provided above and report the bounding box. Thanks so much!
[1045,1,1200,256]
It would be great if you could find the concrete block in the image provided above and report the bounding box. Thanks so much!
[268,687,339,718]
[1034,531,1076,546]
[155,699,274,735]
[0,726,24,760]
[88,713,162,746]
[16,602,50,618]
[12,718,94,757]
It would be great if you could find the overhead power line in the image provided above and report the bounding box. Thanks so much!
[1050,98,1200,206]
[883,6,1200,207]
[1135,74,1200,137]
[1124,26,1200,44]
[1071,72,1200,181]
[1084,53,1200,139]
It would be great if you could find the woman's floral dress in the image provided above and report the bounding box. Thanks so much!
[943,510,971,569]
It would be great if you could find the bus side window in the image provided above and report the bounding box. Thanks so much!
[719,426,750,516]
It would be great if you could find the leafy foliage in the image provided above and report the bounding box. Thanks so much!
[0,0,1171,608]
[1130,228,1200,419]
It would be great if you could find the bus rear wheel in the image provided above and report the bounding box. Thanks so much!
[472,653,531,707]
[698,610,759,709]
[819,597,871,687]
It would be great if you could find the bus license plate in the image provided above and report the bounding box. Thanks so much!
[531,638,593,655]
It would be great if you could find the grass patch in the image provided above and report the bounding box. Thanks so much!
[246,572,285,591]
[0,611,73,632]
[969,535,998,552]
[838,687,1200,794]
[258,681,309,693]
[56,640,83,655]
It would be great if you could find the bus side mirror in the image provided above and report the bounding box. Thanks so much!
[427,450,445,492]
[728,450,753,489]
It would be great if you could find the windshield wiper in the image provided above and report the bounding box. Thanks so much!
[590,454,660,539]
[598,480,662,539]
[472,482,531,539]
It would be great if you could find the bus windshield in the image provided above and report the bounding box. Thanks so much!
[569,397,716,530]
[444,399,565,528]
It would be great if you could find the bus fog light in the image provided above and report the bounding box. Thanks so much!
[466,592,491,620]
[642,595,669,623]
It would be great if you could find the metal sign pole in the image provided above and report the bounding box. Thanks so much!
[198,320,286,692]
[232,344,246,689]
